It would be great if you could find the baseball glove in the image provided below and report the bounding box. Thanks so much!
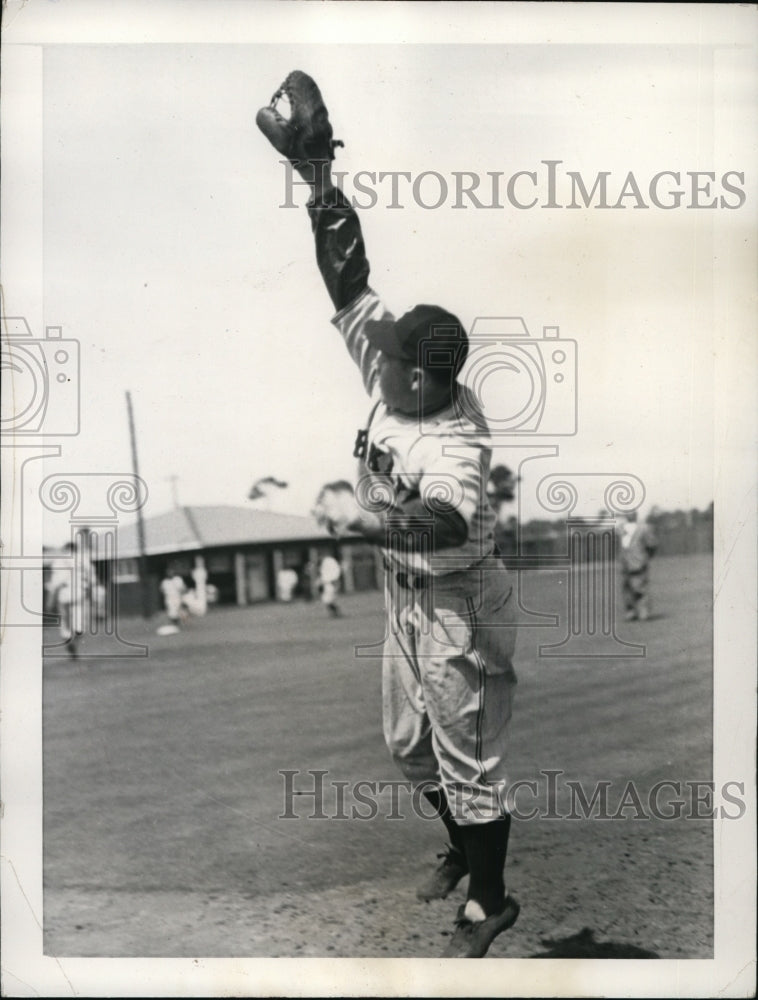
[256,71,343,178]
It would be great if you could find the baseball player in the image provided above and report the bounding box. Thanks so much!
[317,555,343,617]
[189,556,209,616]
[159,566,187,632]
[617,510,658,621]
[257,72,520,958]
[276,566,299,602]
[46,539,99,658]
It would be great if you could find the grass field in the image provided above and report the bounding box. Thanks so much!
[43,553,714,958]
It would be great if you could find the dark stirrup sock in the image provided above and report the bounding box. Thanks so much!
[423,787,467,860]
[458,814,512,917]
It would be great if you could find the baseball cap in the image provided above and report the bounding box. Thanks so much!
[364,304,468,375]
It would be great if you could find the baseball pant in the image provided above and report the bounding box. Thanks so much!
[381,561,518,825]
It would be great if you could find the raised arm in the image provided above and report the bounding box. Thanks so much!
[257,72,381,389]
[256,72,370,311]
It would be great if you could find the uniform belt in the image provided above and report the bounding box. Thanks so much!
[385,547,502,590]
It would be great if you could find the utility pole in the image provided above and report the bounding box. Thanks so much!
[168,474,181,509]
[126,391,151,619]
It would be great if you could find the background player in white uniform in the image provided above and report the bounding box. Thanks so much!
[46,539,100,658]
[258,72,520,957]
[317,555,343,618]
[159,567,187,633]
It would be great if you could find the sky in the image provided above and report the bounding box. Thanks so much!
[3,20,753,541]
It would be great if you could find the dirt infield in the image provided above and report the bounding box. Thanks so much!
[42,554,714,958]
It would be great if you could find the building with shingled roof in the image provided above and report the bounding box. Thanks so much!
[94,504,380,615]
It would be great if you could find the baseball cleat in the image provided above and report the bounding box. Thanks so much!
[442,895,520,958]
[416,844,469,901]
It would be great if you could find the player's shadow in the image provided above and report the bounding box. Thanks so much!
[531,927,659,959]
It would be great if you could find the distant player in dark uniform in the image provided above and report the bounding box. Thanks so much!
[617,511,658,621]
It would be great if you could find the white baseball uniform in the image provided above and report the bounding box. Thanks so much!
[318,555,342,606]
[160,574,187,622]
[333,287,518,824]
[47,551,98,640]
